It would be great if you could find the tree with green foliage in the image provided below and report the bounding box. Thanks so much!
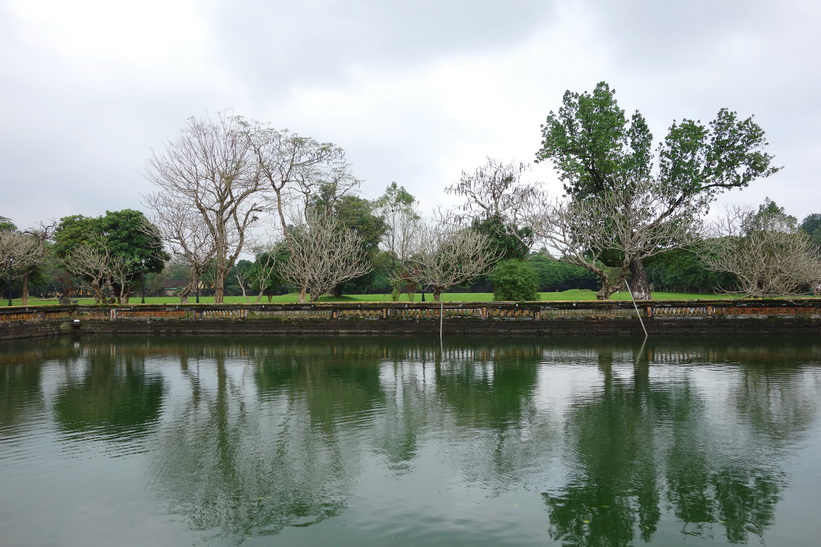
[326,194,387,296]
[535,81,779,299]
[645,248,736,293]
[54,210,166,303]
[471,214,532,262]
[490,259,539,301]
[0,217,16,232]
[309,186,387,296]
[527,252,599,292]
[375,182,422,300]
[375,182,419,254]
[799,213,821,251]
[248,245,290,301]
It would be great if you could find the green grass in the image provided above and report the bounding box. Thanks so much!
[3,290,771,308]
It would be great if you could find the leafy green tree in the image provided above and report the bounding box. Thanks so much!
[471,214,533,261]
[536,81,779,299]
[645,248,736,294]
[799,213,821,251]
[54,210,167,302]
[375,182,419,254]
[375,182,422,299]
[527,253,599,291]
[490,259,539,301]
[748,198,797,230]
[249,245,290,301]
[225,259,253,297]
[0,217,16,232]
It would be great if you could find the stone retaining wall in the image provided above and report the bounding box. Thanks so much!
[2,300,820,341]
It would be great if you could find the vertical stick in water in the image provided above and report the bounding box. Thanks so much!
[439,298,444,348]
[624,280,648,339]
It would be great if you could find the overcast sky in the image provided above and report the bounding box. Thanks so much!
[2,0,819,231]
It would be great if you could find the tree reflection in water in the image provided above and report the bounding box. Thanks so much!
[542,338,816,546]
[2,335,820,545]
[148,338,387,542]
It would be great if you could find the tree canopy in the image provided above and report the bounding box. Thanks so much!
[536,82,779,199]
[54,209,166,302]
[534,81,780,299]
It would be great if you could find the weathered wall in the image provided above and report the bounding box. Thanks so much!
[2,300,820,341]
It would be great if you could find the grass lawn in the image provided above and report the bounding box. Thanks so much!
[5,289,752,307]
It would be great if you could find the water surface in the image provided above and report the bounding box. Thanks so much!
[1,335,820,546]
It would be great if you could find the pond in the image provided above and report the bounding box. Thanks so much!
[1,335,821,546]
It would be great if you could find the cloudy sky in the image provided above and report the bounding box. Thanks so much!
[2,0,819,231]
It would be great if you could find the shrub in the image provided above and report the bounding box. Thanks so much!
[490,259,539,301]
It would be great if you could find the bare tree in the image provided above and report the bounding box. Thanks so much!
[446,158,539,225]
[410,224,501,301]
[145,112,264,303]
[248,126,358,235]
[280,210,372,303]
[107,253,137,304]
[701,205,821,297]
[144,192,215,302]
[527,177,704,300]
[61,243,117,303]
[0,230,50,305]
[445,158,539,262]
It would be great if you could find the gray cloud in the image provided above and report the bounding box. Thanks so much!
[206,0,558,97]
[0,0,818,232]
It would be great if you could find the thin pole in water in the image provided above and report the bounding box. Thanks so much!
[624,280,648,339]
[439,298,444,348]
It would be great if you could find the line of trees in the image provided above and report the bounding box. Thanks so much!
[3,82,819,303]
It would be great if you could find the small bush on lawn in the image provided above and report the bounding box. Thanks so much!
[490,259,539,301]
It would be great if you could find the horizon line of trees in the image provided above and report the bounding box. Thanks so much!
[3,81,820,303]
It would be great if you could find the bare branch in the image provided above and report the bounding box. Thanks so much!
[144,192,216,299]
[279,210,372,303]
[144,112,264,302]
[446,158,539,225]
[526,177,704,299]
[410,223,502,300]
[248,126,358,236]
[701,205,821,297]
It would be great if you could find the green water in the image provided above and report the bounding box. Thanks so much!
[1,335,820,546]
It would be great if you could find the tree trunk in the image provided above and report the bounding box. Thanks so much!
[92,281,105,304]
[214,264,226,303]
[595,273,617,300]
[595,287,611,300]
[629,259,652,300]
[21,274,29,306]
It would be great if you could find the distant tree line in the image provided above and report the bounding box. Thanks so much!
[2,81,820,303]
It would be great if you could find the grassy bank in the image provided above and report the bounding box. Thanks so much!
[4,289,747,307]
